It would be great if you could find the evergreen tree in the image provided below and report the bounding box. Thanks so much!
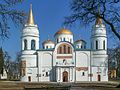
[0,48,4,74]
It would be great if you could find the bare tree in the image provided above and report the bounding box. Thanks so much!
[108,44,120,78]
[0,0,25,39]
[0,48,4,75]
[4,51,20,80]
[64,0,120,40]
[3,51,11,79]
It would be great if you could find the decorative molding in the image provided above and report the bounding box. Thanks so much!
[57,56,72,59]
[76,67,88,71]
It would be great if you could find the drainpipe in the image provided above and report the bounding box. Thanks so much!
[36,52,39,82]
[90,50,92,81]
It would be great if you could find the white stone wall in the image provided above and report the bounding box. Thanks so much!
[75,51,90,81]
[75,41,86,49]
[91,67,108,81]
[37,51,53,82]
[91,50,108,81]
[43,43,55,49]
[20,54,38,82]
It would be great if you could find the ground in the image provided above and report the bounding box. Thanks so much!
[0,81,119,90]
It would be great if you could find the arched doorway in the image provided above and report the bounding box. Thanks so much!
[98,75,101,81]
[63,71,68,82]
[28,76,31,82]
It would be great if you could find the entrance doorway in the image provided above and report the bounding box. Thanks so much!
[98,75,101,81]
[28,76,31,82]
[63,71,68,82]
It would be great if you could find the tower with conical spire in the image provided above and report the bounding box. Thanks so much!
[20,4,39,82]
[27,4,35,25]
[21,4,39,51]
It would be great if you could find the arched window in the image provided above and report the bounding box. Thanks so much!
[68,47,71,54]
[64,45,66,54]
[57,38,59,43]
[84,45,86,49]
[70,39,72,43]
[103,40,105,50]
[59,47,62,54]
[81,45,83,49]
[46,46,48,49]
[60,38,62,41]
[21,69,25,76]
[63,38,65,41]
[46,72,49,77]
[82,72,85,76]
[24,39,27,50]
[77,45,79,48]
[96,40,98,50]
[57,44,72,54]
[31,40,35,50]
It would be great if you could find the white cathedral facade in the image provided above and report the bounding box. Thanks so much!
[20,5,108,82]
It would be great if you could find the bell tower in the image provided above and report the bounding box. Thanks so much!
[20,4,39,82]
[91,17,108,81]
[91,17,107,51]
[21,4,39,54]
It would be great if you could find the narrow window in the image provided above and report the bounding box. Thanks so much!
[57,38,59,43]
[63,59,65,63]
[68,47,71,54]
[96,40,98,50]
[31,40,35,50]
[59,47,62,54]
[84,45,86,49]
[23,69,25,76]
[64,38,65,41]
[103,40,105,50]
[46,46,48,49]
[70,39,72,42]
[82,72,85,76]
[46,72,49,77]
[81,45,83,49]
[60,38,62,41]
[64,45,66,54]
[24,39,27,50]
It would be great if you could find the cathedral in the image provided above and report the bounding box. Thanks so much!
[20,5,108,82]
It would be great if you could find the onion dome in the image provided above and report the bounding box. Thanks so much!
[74,39,86,49]
[92,17,106,37]
[74,39,86,44]
[95,17,102,25]
[54,28,73,36]
[43,39,55,44]
[42,39,55,49]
